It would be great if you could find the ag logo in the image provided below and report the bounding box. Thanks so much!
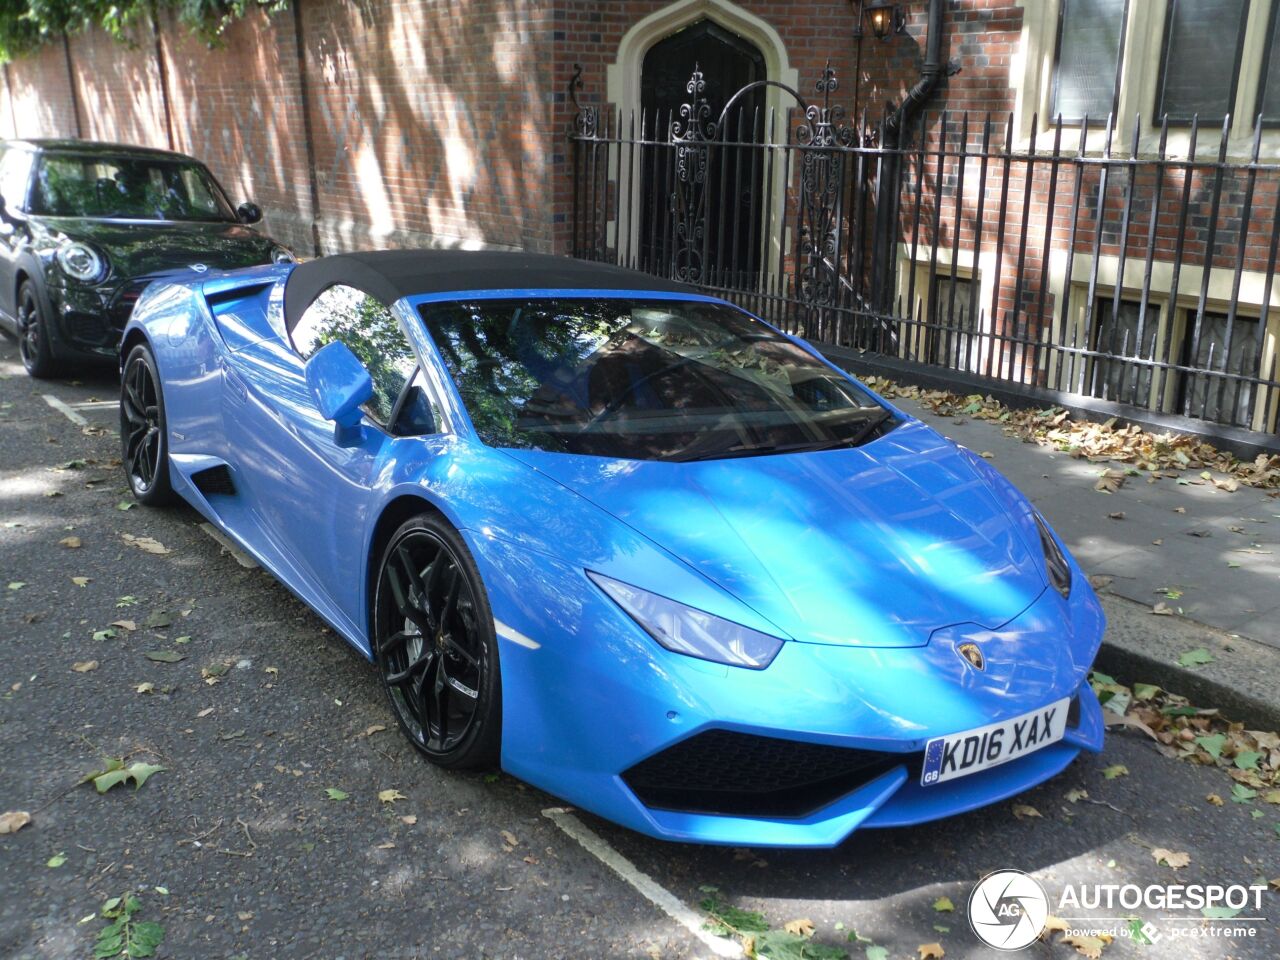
[957,642,985,671]
[968,869,1048,950]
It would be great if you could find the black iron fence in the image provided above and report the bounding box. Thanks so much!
[567,64,1280,438]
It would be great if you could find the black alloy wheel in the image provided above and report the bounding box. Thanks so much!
[120,343,175,505]
[374,515,501,769]
[16,281,58,378]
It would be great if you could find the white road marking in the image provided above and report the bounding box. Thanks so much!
[69,400,120,410]
[541,807,743,958]
[198,522,259,569]
[41,394,89,426]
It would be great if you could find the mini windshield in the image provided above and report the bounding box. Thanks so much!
[30,154,236,222]
[420,298,894,462]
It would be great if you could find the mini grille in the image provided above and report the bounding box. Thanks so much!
[622,729,907,819]
[109,280,153,331]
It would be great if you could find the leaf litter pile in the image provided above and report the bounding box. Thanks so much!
[1089,672,1280,803]
[861,378,1280,491]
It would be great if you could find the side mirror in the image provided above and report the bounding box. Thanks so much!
[236,201,263,225]
[0,195,16,232]
[304,341,373,443]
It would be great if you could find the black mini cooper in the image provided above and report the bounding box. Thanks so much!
[0,139,293,377]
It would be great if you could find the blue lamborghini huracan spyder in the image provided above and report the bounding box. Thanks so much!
[119,250,1105,847]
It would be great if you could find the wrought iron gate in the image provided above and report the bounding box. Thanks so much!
[567,63,1280,439]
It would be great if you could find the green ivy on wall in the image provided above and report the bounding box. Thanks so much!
[0,0,289,64]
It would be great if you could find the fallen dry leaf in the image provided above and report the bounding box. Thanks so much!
[917,944,945,960]
[121,533,170,555]
[359,724,387,738]
[59,536,81,548]
[135,682,154,694]
[378,789,407,805]
[1206,793,1225,806]
[196,707,214,718]
[1059,933,1112,959]
[72,660,99,673]
[110,620,137,631]
[1065,788,1089,803]
[400,814,417,825]
[0,810,31,835]
[1152,848,1191,869]
[71,576,90,586]
[1152,602,1173,615]
[501,829,519,848]
[1094,470,1126,494]
[783,919,815,937]
[1012,803,1042,820]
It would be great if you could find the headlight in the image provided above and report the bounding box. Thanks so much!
[588,572,784,669]
[271,246,296,264]
[55,241,108,283]
[1034,512,1072,598]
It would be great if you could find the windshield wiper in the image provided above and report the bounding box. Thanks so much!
[675,409,895,462]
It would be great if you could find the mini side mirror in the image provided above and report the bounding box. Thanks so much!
[304,341,373,443]
[236,201,263,225]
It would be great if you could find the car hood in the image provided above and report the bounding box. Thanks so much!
[32,217,277,277]
[503,419,1049,648]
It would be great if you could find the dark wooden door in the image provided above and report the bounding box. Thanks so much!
[639,20,765,285]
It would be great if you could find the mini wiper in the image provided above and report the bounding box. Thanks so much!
[675,409,895,462]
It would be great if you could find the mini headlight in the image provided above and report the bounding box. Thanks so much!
[588,571,784,669]
[1034,512,1072,598]
[271,245,296,264]
[55,241,108,283]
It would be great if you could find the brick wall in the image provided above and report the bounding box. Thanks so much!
[67,23,169,147]
[5,40,83,139]
[1,0,558,258]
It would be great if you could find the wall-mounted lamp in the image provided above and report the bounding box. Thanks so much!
[864,0,907,40]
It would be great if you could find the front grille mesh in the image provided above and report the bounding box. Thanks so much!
[623,729,906,819]
[109,280,152,331]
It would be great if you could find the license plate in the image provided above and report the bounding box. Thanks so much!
[920,697,1070,787]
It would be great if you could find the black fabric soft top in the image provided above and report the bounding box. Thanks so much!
[282,249,692,333]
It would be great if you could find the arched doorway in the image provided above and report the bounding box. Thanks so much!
[638,19,766,284]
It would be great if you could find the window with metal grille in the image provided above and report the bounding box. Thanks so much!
[1090,299,1160,403]
[1259,0,1280,124]
[928,275,977,370]
[1156,0,1251,125]
[1182,310,1260,426]
[1052,0,1129,123]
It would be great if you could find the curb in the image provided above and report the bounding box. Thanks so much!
[1093,594,1280,731]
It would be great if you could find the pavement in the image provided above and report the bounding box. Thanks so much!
[1,330,1279,960]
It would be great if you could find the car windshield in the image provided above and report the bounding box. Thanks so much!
[29,153,236,222]
[419,298,894,462]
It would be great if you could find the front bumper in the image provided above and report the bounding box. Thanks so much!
[46,275,152,361]
[475,534,1106,848]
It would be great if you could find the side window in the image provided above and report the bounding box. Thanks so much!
[291,284,420,430]
[0,148,32,211]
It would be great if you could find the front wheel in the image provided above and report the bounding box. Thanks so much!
[373,515,501,770]
[16,281,60,378]
[120,343,175,506]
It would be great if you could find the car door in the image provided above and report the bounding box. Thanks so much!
[221,284,433,636]
[0,146,34,327]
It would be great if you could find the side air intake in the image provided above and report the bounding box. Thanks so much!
[191,465,236,497]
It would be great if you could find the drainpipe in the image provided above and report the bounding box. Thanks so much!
[868,0,957,320]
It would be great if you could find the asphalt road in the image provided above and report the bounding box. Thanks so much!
[1,330,1276,960]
